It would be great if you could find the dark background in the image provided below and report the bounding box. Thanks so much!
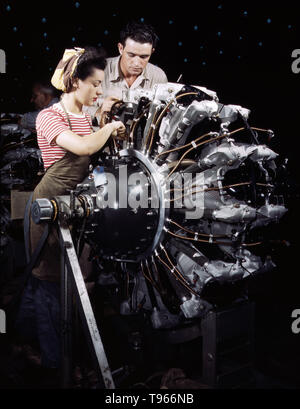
[0,2,299,161]
[0,0,300,387]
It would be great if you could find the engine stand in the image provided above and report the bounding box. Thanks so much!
[201,301,255,388]
[58,220,115,389]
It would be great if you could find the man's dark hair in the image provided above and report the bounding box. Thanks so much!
[120,21,159,49]
[74,46,107,81]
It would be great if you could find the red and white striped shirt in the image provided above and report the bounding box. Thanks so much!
[36,102,92,169]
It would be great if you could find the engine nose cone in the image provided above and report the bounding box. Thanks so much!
[97,207,158,257]
[89,151,165,260]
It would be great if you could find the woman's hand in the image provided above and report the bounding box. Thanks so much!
[96,96,120,128]
[109,121,126,140]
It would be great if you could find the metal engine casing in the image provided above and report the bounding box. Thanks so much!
[31,82,288,329]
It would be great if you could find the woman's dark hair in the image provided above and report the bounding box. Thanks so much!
[73,46,107,82]
[120,21,159,49]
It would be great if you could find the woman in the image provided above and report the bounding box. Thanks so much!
[16,47,125,372]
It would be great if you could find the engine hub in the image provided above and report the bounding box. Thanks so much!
[89,149,169,260]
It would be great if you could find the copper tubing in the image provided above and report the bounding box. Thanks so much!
[155,131,214,160]
[129,101,152,145]
[141,261,156,288]
[144,108,160,152]
[167,181,252,202]
[166,125,251,179]
[167,229,221,244]
[166,134,227,179]
[129,111,147,144]
[151,257,163,289]
[145,261,156,285]
[167,181,274,203]
[141,261,161,293]
[168,219,227,238]
[155,252,199,297]
[146,92,199,154]
[155,126,246,161]
[167,180,251,195]
[251,127,273,133]
[242,242,263,247]
[166,159,196,169]
[161,246,196,289]
[166,229,262,248]
[145,261,162,293]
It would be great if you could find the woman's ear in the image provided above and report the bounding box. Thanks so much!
[72,78,79,90]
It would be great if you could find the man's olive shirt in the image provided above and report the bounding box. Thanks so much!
[102,55,168,99]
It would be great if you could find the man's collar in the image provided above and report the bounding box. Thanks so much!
[110,55,150,82]
[141,64,150,81]
[110,56,122,81]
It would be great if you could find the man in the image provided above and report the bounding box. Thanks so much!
[87,21,168,124]
[19,81,59,132]
[103,21,167,98]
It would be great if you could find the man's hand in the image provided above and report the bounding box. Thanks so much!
[101,96,120,112]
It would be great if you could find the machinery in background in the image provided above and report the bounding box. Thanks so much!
[0,115,43,250]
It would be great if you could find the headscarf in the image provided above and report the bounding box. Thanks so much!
[51,47,85,92]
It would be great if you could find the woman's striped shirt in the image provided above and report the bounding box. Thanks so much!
[36,102,92,169]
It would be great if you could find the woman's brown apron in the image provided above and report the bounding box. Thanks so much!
[30,104,92,282]
[30,152,90,282]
